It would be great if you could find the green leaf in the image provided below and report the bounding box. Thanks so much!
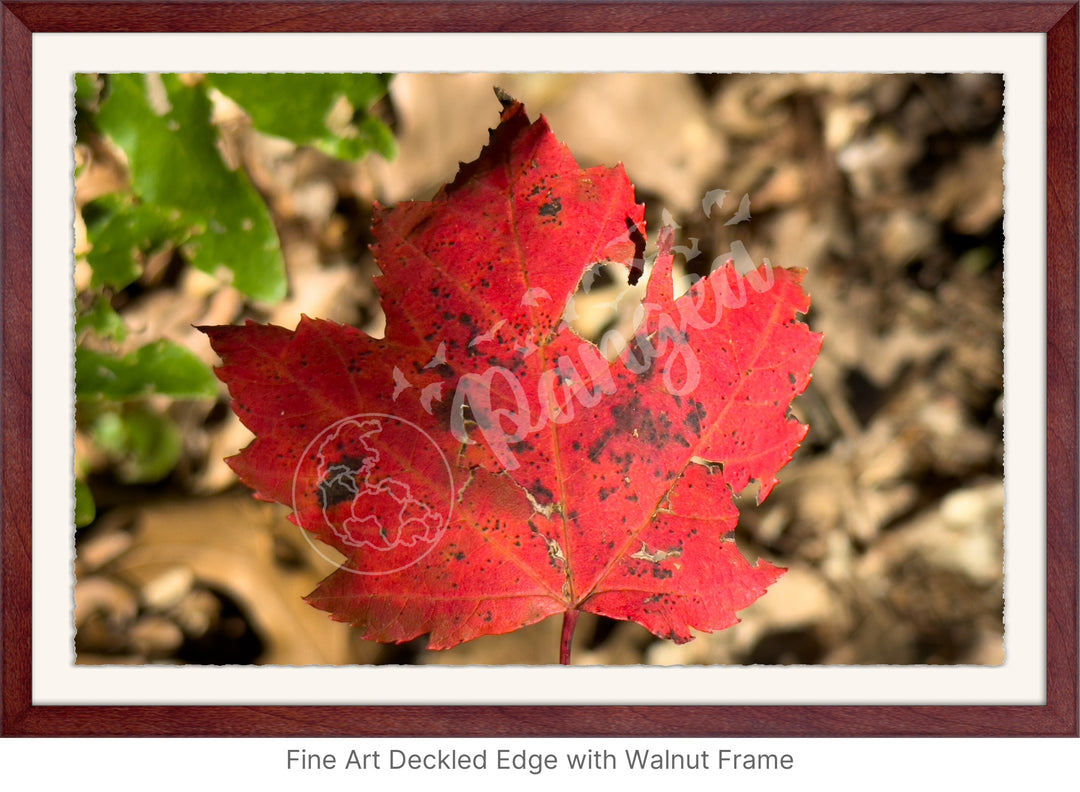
[82,194,194,290]
[96,73,287,302]
[75,73,100,109]
[75,478,96,527]
[76,296,129,342]
[206,73,396,161]
[76,339,219,401]
[91,407,182,484]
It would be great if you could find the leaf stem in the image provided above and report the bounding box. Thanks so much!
[560,609,580,665]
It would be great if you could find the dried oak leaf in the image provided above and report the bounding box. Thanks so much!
[202,99,821,652]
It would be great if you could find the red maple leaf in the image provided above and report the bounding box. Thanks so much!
[202,97,821,661]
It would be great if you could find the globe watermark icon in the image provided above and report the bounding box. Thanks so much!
[291,413,453,575]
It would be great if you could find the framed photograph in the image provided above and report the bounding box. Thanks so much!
[2,1,1076,737]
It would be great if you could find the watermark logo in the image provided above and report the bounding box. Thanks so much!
[445,190,775,471]
[291,414,453,575]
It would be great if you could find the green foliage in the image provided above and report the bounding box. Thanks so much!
[88,406,184,485]
[74,338,207,522]
[75,73,100,107]
[76,340,219,402]
[206,73,396,161]
[81,194,193,291]
[96,74,287,302]
[75,296,128,341]
[74,71,396,528]
[75,478,96,527]
[81,72,394,302]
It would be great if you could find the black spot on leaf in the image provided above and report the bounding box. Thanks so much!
[539,197,562,217]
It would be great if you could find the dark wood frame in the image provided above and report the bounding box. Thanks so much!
[1,1,1076,737]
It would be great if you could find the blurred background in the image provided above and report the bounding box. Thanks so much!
[74,72,1004,666]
